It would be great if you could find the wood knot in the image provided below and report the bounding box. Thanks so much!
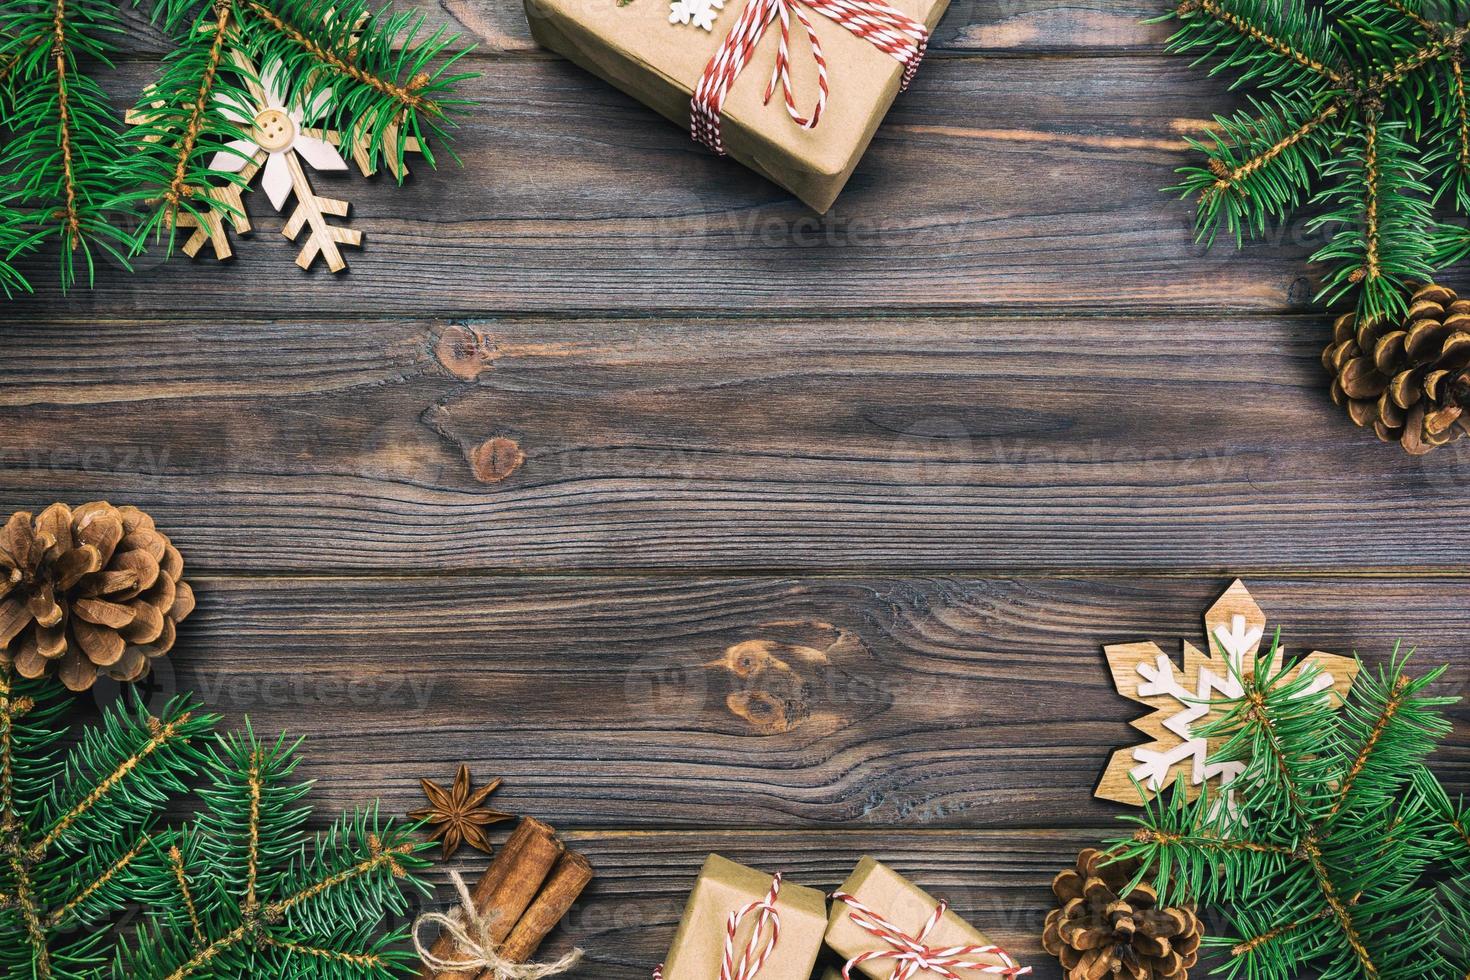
[705,622,869,736]
[435,325,497,380]
[467,437,525,484]
[727,690,795,733]
[714,639,816,735]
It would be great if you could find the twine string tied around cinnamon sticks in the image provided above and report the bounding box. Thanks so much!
[415,870,584,980]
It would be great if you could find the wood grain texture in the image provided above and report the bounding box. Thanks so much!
[7,316,1470,572]
[14,5,1470,974]
[16,55,1310,317]
[118,575,1469,829]
[403,828,1110,979]
[112,0,1169,58]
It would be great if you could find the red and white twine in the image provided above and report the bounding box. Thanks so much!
[653,873,785,980]
[689,0,928,154]
[831,891,1031,980]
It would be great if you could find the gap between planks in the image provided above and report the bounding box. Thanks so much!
[182,567,1470,582]
[9,308,1331,327]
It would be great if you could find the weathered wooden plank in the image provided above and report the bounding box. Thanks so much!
[4,315,1470,572]
[18,55,1303,317]
[114,0,1169,58]
[400,828,1103,979]
[107,575,1469,831]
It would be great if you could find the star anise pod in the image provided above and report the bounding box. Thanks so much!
[409,764,513,859]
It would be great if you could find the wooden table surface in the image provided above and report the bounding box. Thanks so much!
[7,0,1470,974]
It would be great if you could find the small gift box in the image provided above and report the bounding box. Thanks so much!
[524,0,946,211]
[657,854,828,980]
[825,857,1029,980]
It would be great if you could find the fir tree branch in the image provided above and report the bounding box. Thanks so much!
[0,673,34,828]
[1452,58,1470,179]
[6,851,49,978]
[256,934,390,968]
[146,834,415,979]
[1237,683,1317,826]
[1326,675,1410,823]
[266,833,415,917]
[1379,0,1437,35]
[1359,116,1384,287]
[162,0,233,213]
[1230,906,1332,958]
[244,747,260,917]
[37,712,195,856]
[1178,0,1344,85]
[158,922,247,980]
[1132,827,1300,858]
[46,832,149,929]
[1367,24,1470,95]
[1165,0,1470,319]
[1302,836,1379,979]
[0,33,40,88]
[239,0,438,116]
[166,845,203,945]
[1209,101,1340,193]
[48,0,82,252]
[1311,120,1434,322]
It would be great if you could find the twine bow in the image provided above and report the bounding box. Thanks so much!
[831,892,1031,980]
[689,0,928,154]
[414,870,584,980]
[653,872,784,980]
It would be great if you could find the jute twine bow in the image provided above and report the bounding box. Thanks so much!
[831,891,1031,980]
[414,870,585,980]
[653,872,784,980]
[689,0,928,154]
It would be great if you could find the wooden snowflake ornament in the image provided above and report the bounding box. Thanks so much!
[210,51,362,272]
[1095,580,1360,808]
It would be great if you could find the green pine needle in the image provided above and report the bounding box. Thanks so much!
[113,0,476,262]
[0,0,474,293]
[1160,0,1470,324]
[1110,643,1468,980]
[0,667,431,979]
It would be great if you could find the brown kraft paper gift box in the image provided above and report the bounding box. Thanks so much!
[825,857,1028,980]
[523,0,948,212]
[657,854,828,980]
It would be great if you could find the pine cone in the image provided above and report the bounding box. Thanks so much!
[0,502,194,691]
[1042,848,1202,980]
[1323,282,1470,454]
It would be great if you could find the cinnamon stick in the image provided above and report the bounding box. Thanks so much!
[422,817,565,980]
[490,850,595,971]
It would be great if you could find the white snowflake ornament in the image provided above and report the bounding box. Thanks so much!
[206,52,362,271]
[1095,580,1360,811]
[670,0,725,31]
